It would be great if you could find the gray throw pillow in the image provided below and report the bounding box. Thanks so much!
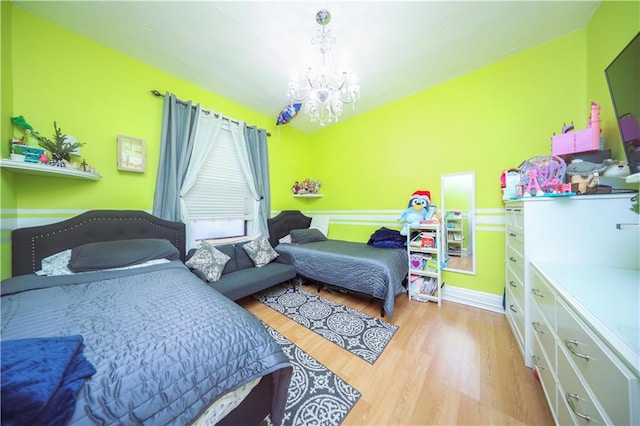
[68,238,180,272]
[242,235,278,268]
[290,228,328,244]
[185,242,231,282]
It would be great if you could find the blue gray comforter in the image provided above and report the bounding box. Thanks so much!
[275,240,408,317]
[1,261,292,425]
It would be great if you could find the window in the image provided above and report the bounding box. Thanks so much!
[183,124,253,241]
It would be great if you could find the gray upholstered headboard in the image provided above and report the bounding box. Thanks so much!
[11,210,186,276]
[267,210,312,247]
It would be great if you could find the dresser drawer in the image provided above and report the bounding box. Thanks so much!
[506,244,524,277]
[505,265,524,306]
[506,227,524,255]
[531,301,556,371]
[556,298,632,426]
[505,205,524,234]
[506,286,525,351]
[532,334,557,417]
[531,267,556,327]
[557,348,609,425]
[557,387,577,426]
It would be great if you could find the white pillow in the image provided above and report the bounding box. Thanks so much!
[278,234,292,244]
[310,216,329,237]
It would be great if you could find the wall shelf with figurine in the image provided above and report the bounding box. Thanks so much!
[0,159,102,181]
[291,177,322,198]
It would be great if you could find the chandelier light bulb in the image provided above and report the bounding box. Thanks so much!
[287,9,360,126]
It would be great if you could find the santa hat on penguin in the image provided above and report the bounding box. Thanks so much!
[399,190,434,235]
[407,190,431,207]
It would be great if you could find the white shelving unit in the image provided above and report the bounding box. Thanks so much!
[445,211,464,256]
[406,223,442,306]
[0,159,102,181]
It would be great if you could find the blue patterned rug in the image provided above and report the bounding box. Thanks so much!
[255,284,398,364]
[263,323,361,426]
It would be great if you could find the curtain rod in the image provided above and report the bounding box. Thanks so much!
[150,90,270,137]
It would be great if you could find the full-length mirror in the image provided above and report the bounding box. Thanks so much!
[441,172,476,275]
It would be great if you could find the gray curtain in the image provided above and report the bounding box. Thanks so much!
[152,92,201,221]
[244,125,270,235]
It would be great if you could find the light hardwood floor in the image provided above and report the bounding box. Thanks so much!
[445,255,473,272]
[240,285,554,425]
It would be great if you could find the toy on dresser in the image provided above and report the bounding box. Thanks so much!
[551,101,602,156]
[518,155,568,197]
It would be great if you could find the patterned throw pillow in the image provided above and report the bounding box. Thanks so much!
[36,249,73,276]
[185,242,231,282]
[242,235,278,268]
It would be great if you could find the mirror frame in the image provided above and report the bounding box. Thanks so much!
[441,171,476,275]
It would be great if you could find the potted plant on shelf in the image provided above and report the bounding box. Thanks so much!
[33,121,84,167]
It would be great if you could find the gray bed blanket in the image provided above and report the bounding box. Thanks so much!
[1,261,292,425]
[275,240,407,317]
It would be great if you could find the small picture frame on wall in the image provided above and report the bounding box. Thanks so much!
[117,135,146,172]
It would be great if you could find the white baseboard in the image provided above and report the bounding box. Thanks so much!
[442,284,505,314]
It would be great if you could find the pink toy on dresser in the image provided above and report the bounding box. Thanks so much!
[551,101,601,156]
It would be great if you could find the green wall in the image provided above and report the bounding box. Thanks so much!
[303,30,589,294]
[7,6,308,211]
[293,1,638,296]
[1,1,16,278]
[2,2,638,294]
[0,5,308,278]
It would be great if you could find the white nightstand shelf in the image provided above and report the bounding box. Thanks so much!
[292,193,322,198]
[407,223,443,306]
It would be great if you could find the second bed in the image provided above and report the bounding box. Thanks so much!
[267,210,407,318]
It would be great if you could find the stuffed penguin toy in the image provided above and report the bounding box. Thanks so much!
[399,190,431,235]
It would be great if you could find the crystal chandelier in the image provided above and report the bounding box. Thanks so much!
[287,9,360,126]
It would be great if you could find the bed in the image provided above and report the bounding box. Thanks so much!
[267,210,408,318]
[1,210,292,426]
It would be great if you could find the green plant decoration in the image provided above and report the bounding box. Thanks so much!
[34,121,84,162]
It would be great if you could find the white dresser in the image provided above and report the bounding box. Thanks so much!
[504,194,639,425]
[504,194,639,368]
[530,262,639,425]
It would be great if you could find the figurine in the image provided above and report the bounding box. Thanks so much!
[523,169,544,197]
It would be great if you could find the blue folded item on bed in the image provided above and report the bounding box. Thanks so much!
[367,227,405,248]
[1,335,97,426]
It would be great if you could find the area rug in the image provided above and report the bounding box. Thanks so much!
[254,284,398,364]
[263,323,361,426]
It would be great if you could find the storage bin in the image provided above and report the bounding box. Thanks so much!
[22,146,45,163]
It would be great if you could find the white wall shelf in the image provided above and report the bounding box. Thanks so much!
[292,193,322,198]
[0,159,102,181]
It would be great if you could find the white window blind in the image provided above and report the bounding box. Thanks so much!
[183,125,252,221]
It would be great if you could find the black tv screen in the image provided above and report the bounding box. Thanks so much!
[605,31,640,176]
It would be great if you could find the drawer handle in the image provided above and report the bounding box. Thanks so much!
[565,339,590,361]
[531,288,544,298]
[565,393,591,422]
[532,355,545,370]
[509,305,517,313]
[509,232,517,237]
[532,321,545,334]
[509,280,516,288]
[509,256,517,263]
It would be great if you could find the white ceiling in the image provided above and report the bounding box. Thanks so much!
[13,1,600,133]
